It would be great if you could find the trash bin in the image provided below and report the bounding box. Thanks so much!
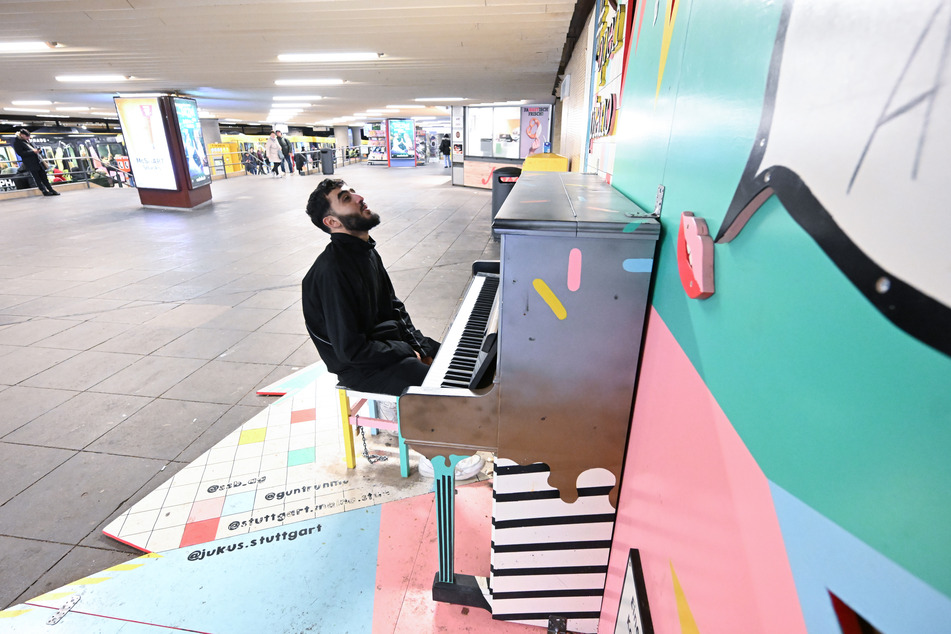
[319,148,334,175]
[491,166,521,239]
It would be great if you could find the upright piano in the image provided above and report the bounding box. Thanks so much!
[399,171,659,633]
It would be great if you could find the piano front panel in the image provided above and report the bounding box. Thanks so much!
[497,230,656,508]
[398,385,499,459]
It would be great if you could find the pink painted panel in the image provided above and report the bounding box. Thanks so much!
[598,308,806,632]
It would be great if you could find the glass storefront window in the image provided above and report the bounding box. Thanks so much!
[465,106,521,159]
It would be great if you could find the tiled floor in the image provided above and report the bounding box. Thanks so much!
[0,162,497,610]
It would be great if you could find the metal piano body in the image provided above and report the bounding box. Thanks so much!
[399,171,659,632]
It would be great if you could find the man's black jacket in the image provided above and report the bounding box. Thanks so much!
[302,233,439,378]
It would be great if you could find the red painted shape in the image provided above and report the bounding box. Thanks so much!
[290,408,316,423]
[677,211,715,299]
[179,518,220,548]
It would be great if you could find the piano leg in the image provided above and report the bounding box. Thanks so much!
[430,454,492,613]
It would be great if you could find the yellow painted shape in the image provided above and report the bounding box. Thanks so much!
[522,153,569,172]
[0,609,31,618]
[105,563,145,572]
[69,576,110,586]
[141,553,163,559]
[670,561,700,633]
[238,427,267,445]
[532,279,567,320]
[31,591,73,602]
[656,0,682,100]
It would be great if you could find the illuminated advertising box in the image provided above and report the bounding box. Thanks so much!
[387,119,415,159]
[113,97,177,190]
[173,97,212,189]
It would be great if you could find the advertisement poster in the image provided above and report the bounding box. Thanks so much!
[387,119,415,159]
[173,97,211,189]
[452,111,464,162]
[114,97,177,190]
[519,105,551,157]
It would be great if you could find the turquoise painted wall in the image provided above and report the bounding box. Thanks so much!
[611,0,951,603]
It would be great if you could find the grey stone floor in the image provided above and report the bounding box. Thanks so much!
[0,161,497,609]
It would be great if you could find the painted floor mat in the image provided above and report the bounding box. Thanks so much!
[102,364,478,553]
[1,482,543,633]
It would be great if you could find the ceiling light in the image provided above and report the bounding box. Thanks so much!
[4,107,50,113]
[56,106,90,112]
[57,74,129,82]
[274,79,344,87]
[273,95,323,101]
[12,100,53,106]
[270,102,311,108]
[386,105,415,109]
[0,41,57,53]
[415,97,466,102]
[278,52,382,63]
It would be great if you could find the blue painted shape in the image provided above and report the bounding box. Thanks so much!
[1,510,381,633]
[622,258,654,273]
[771,482,951,633]
[221,490,255,516]
[257,362,328,399]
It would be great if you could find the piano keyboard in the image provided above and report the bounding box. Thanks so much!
[422,273,499,389]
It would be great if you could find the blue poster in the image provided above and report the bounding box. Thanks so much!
[173,98,212,189]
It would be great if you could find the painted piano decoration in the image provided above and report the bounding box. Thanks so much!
[399,171,660,633]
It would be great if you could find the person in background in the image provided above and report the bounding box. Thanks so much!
[295,150,307,175]
[243,151,258,175]
[275,130,293,175]
[439,134,451,168]
[265,132,283,178]
[13,129,58,196]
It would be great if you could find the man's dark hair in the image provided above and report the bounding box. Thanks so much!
[306,178,345,233]
[18,128,30,136]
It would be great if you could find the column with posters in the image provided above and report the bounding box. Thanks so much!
[113,95,212,208]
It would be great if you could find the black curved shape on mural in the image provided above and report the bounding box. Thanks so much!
[718,167,951,357]
[715,0,951,358]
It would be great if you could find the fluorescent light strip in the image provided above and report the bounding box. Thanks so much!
[0,41,54,53]
[57,75,128,82]
[4,107,50,113]
[273,95,323,101]
[274,79,344,87]
[12,100,52,106]
[415,97,466,102]
[278,52,381,63]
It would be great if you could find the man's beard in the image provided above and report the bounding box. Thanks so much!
[336,211,380,232]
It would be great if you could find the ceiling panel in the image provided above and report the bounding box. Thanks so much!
[1,0,578,128]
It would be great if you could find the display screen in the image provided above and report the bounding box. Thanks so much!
[388,119,415,159]
[114,97,177,190]
[173,97,212,189]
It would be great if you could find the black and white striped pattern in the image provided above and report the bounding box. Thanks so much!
[490,459,617,633]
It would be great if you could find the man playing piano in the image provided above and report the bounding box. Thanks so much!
[302,178,439,395]
[302,179,484,479]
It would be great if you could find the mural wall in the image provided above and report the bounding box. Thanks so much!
[597,0,951,631]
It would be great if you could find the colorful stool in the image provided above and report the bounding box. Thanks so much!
[336,385,409,478]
